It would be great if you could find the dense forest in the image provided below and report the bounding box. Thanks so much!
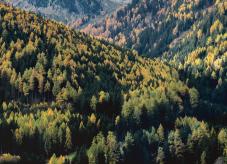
[0,0,226,164]
[82,0,216,57]
[164,0,227,108]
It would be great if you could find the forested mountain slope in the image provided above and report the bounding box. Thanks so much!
[0,3,181,107]
[0,2,227,164]
[2,0,127,27]
[0,3,196,163]
[163,0,227,115]
[82,0,215,57]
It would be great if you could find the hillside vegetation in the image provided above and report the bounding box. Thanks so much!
[164,0,227,108]
[0,1,226,164]
[82,0,215,57]
[3,0,121,26]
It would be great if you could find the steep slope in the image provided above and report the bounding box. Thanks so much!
[162,0,227,116]
[0,3,199,163]
[82,0,215,57]
[0,2,227,164]
[2,0,128,26]
[0,3,183,107]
